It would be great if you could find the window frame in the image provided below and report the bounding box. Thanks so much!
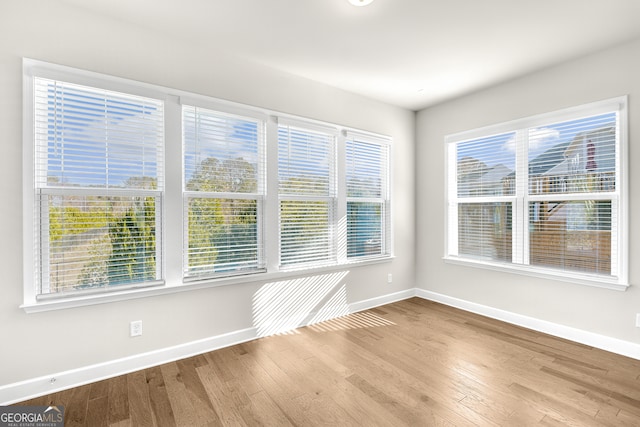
[22,59,393,312]
[181,102,267,281]
[345,131,392,261]
[444,97,628,291]
[277,118,338,269]
[23,61,169,306]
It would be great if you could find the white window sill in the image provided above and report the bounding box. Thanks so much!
[443,256,629,292]
[21,256,394,313]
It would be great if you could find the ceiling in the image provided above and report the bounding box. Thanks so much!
[60,0,640,111]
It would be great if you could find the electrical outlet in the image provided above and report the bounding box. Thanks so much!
[636,314,640,328]
[387,273,393,284]
[130,320,143,337]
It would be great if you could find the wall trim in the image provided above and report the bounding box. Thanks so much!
[348,288,415,313]
[415,289,640,361]
[0,289,415,405]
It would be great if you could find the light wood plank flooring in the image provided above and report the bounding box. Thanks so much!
[16,298,640,426]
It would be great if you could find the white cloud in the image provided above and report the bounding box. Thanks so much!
[503,127,560,153]
[529,127,560,149]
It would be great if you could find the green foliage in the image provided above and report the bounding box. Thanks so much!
[213,200,258,268]
[279,176,329,195]
[107,198,156,285]
[187,157,257,193]
[188,197,223,270]
[77,235,110,288]
[123,176,158,190]
[280,200,329,245]
[49,207,63,242]
[186,157,259,273]
[49,205,109,242]
[49,179,158,290]
[63,196,157,289]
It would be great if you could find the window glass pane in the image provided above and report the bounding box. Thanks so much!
[449,100,623,285]
[34,78,164,296]
[278,124,335,267]
[346,140,385,198]
[182,105,264,279]
[186,198,260,277]
[35,78,163,189]
[347,201,382,257]
[457,132,516,197]
[280,201,332,266]
[346,136,389,259]
[529,200,611,274]
[45,195,158,294]
[528,113,616,195]
[278,126,333,196]
[183,106,261,193]
[458,203,512,262]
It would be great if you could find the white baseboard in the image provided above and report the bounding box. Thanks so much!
[415,289,640,361]
[0,326,259,406]
[348,288,416,313]
[0,289,416,405]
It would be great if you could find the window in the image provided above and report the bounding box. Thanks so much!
[346,133,390,259]
[32,77,164,297]
[183,105,266,279]
[23,60,392,309]
[446,98,627,289]
[278,121,337,268]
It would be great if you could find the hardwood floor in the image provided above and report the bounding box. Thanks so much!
[16,298,640,426]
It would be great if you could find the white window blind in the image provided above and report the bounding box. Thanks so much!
[454,131,516,262]
[278,121,336,267]
[446,98,627,288]
[34,77,164,296]
[527,113,617,276]
[346,134,390,258]
[183,105,265,279]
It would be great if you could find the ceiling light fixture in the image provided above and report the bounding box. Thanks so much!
[348,0,374,6]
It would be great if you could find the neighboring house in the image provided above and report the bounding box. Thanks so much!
[530,124,615,197]
[458,160,513,197]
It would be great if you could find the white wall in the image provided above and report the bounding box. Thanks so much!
[0,1,415,390]
[417,38,640,345]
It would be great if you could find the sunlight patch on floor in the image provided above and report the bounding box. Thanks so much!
[308,310,395,332]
